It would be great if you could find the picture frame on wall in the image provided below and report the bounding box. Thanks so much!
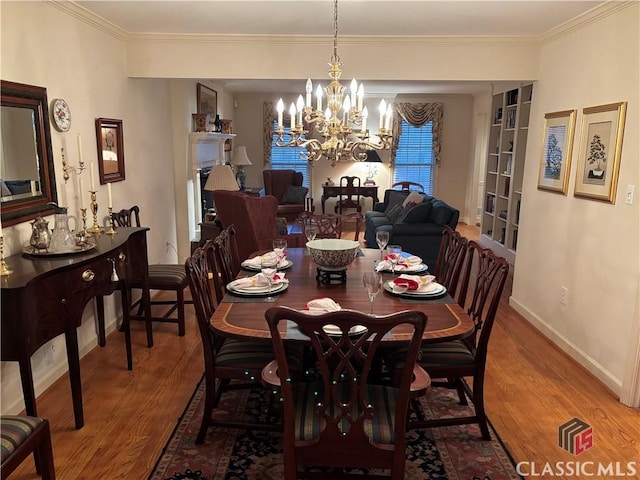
[95,118,125,184]
[197,83,217,131]
[537,109,576,194]
[574,102,627,203]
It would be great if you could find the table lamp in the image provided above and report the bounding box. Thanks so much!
[230,146,252,190]
[203,164,240,192]
[363,150,382,185]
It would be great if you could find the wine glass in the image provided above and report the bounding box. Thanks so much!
[376,231,390,260]
[363,272,383,314]
[304,224,317,255]
[386,245,402,274]
[261,257,277,302]
[272,239,287,267]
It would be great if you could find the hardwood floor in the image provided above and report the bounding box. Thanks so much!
[9,223,639,479]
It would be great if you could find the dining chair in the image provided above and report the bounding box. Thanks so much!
[409,241,509,440]
[391,181,424,192]
[334,175,362,214]
[1,416,55,480]
[185,243,304,443]
[212,224,241,288]
[111,205,190,345]
[262,306,430,480]
[433,225,468,304]
[297,211,364,242]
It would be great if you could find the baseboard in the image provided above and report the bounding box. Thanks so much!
[509,295,622,395]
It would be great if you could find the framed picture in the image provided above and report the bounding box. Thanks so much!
[574,102,627,203]
[537,109,576,194]
[95,118,125,184]
[197,83,217,130]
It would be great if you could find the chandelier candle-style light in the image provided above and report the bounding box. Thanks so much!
[274,0,393,166]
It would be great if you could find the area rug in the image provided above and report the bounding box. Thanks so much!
[149,377,522,480]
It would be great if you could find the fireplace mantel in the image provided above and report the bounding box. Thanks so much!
[188,132,236,240]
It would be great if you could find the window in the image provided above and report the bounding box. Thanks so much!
[270,120,310,188]
[393,120,435,195]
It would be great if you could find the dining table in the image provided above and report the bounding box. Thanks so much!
[210,247,475,344]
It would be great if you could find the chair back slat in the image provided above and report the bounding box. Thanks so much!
[265,306,426,469]
[213,225,241,287]
[433,225,468,304]
[457,241,509,356]
[111,205,141,227]
[297,212,363,241]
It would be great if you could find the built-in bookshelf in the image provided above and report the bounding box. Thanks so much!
[480,83,533,264]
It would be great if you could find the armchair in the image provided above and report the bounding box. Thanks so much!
[263,169,311,222]
[212,190,305,260]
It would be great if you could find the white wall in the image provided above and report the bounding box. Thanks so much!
[0,2,178,414]
[511,3,639,393]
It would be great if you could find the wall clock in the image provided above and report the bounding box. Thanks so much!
[51,98,71,132]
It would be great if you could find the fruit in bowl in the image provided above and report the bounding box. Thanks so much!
[306,239,360,270]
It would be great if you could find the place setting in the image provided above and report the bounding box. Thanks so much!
[226,256,289,300]
[383,273,448,301]
[374,244,429,274]
[240,239,293,271]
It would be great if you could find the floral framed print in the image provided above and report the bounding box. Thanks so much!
[95,118,125,184]
[537,109,576,194]
[574,102,627,203]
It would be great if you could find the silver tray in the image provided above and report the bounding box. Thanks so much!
[23,240,97,257]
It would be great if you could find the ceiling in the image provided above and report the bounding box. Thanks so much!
[74,0,606,95]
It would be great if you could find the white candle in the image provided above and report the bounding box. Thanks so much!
[357,83,364,111]
[107,182,112,208]
[385,104,392,130]
[289,103,296,130]
[90,162,95,190]
[305,79,313,108]
[350,79,357,109]
[78,178,85,209]
[361,107,368,134]
[379,100,386,130]
[77,133,83,165]
[276,99,284,129]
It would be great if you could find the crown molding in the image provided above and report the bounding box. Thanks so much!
[46,0,127,41]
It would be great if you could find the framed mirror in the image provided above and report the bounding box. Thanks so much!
[1,80,58,226]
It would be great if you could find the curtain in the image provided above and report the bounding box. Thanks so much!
[263,101,276,166]
[390,102,444,166]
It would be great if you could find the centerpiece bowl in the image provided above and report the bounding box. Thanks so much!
[306,239,360,271]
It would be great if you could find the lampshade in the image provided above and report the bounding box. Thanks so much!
[364,150,382,163]
[230,146,252,166]
[203,164,239,191]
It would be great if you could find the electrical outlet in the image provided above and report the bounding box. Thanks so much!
[560,286,568,305]
[625,184,635,205]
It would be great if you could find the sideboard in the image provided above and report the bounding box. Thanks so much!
[1,227,150,429]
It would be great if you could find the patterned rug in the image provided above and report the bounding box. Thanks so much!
[148,378,522,480]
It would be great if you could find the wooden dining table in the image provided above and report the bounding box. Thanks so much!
[210,247,475,344]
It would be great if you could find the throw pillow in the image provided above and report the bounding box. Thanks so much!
[385,203,404,223]
[402,191,425,208]
[397,202,433,224]
[384,191,408,215]
[282,186,308,204]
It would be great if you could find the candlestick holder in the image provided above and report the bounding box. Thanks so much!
[61,147,85,183]
[0,236,13,276]
[106,207,117,235]
[86,191,104,236]
[80,208,88,236]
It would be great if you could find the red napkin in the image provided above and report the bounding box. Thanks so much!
[392,277,419,291]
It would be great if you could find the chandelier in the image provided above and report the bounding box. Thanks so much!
[274,0,393,166]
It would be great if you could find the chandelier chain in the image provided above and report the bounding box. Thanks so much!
[331,0,340,64]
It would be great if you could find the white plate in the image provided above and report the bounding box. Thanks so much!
[375,262,429,273]
[241,259,293,271]
[226,281,289,296]
[383,280,447,298]
[322,324,368,336]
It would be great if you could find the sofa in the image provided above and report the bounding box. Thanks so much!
[364,189,459,270]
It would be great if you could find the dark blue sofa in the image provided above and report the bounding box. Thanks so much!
[364,189,459,270]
